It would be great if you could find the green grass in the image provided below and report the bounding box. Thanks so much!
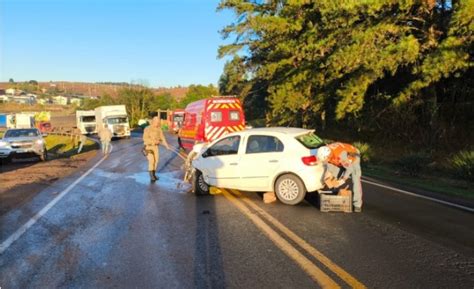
[364,164,474,199]
[45,134,98,158]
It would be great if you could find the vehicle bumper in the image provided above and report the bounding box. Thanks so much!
[11,147,44,156]
[0,148,12,158]
[294,164,325,192]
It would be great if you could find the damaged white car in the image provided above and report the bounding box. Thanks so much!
[191,127,327,205]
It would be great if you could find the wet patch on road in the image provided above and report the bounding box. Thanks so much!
[126,170,191,193]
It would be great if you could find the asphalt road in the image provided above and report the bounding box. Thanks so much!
[1,132,473,288]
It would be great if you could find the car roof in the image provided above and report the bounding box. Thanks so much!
[244,127,313,136]
[222,127,313,139]
[6,128,38,131]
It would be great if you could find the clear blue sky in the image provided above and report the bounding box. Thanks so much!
[0,0,235,87]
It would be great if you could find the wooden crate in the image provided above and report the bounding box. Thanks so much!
[320,193,352,213]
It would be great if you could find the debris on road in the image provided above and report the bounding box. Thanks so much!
[319,192,352,213]
[263,192,277,204]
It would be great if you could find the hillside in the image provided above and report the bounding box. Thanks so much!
[0,81,188,99]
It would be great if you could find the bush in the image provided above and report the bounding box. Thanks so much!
[449,150,474,181]
[393,153,431,177]
[352,142,373,163]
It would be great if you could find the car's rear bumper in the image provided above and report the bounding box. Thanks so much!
[294,164,325,192]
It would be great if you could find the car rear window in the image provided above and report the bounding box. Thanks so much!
[229,111,240,121]
[210,111,222,122]
[295,132,325,149]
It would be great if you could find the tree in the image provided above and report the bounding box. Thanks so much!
[179,84,218,107]
[218,0,473,147]
[9,78,14,83]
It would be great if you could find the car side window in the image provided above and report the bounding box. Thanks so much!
[246,135,284,154]
[205,136,240,157]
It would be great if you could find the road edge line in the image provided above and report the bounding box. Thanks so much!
[0,145,113,255]
[361,179,474,213]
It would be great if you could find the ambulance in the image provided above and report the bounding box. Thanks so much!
[169,109,185,134]
[178,97,246,150]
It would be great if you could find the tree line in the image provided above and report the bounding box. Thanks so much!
[80,84,218,127]
[217,0,473,155]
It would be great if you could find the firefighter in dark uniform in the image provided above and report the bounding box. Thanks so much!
[143,117,170,182]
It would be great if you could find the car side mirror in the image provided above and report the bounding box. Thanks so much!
[202,149,211,158]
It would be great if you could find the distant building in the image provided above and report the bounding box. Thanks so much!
[11,95,36,105]
[70,97,82,106]
[37,98,49,105]
[0,95,10,103]
[52,95,68,105]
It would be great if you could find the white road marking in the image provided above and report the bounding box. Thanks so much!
[0,145,113,255]
[362,179,474,213]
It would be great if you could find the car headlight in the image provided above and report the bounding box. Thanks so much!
[36,139,44,145]
[0,140,11,148]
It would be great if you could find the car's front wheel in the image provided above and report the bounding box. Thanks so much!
[275,174,306,205]
[193,170,209,195]
[39,148,48,162]
[0,156,12,165]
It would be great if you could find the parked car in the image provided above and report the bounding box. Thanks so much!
[191,127,327,205]
[0,128,47,163]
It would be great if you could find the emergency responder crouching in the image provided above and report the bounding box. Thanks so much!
[318,143,363,212]
[143,117,170,183]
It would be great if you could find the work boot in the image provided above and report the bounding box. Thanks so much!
[149,171,157,183]
[354,207,362,213]
[152,170,159,181]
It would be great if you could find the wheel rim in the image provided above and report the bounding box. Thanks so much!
[198,174,208,192]
[278,179,299,201]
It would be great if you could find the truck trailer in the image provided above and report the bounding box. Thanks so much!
[95,105,131,138]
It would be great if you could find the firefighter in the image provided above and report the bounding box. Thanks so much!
[143,116,170,182]
[98,124,113,155]
[317,143,363,212]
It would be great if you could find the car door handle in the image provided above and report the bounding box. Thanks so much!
[269,160,279,163]
[229,162,238,166]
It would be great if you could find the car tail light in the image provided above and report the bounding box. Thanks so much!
[302,155,318,166]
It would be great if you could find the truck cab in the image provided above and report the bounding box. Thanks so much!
[76,110,97,134]
[95,105,131,138]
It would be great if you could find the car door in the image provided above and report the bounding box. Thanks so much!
[238,135,285,191]
[200,135,242,189]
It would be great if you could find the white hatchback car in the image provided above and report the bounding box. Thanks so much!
[192,127,326,205]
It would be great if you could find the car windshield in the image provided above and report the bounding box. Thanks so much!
[107,117,128,124]
[173,115,184,122]
[82,116,96,122]
[5,129,39,138]
[295,132,325,149]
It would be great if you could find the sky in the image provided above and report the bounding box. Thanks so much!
[0,0,235,87]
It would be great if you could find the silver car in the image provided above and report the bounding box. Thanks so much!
[0,128,47,163]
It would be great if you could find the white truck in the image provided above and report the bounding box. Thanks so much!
[13,113,35,129]
[76,110,97,134]
[95,105,131,138]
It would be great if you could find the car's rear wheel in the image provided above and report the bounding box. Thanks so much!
[275,174,306,205]
[193,170,209,195]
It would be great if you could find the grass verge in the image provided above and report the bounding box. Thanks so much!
[45,134,98,158]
